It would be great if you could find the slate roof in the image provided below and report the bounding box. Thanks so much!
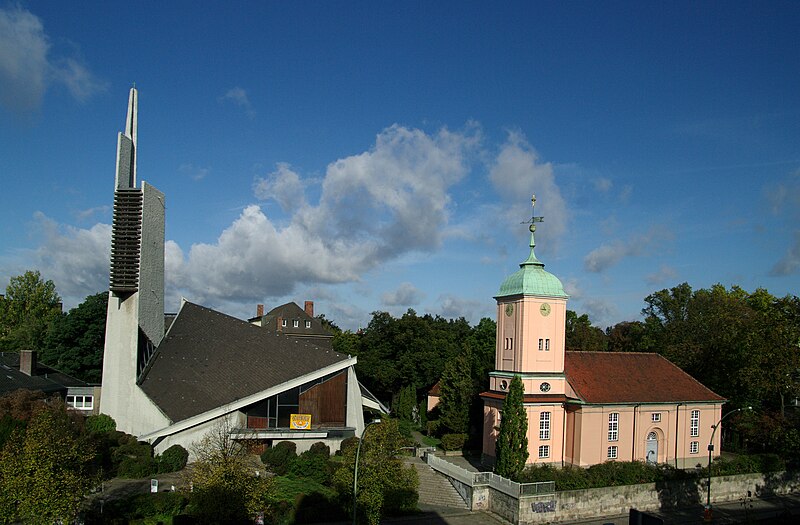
[565,351,725,404]
[138,301,351,423]
[0,352,91,396]
[254,302,333,345]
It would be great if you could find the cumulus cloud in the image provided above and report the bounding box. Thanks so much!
[0,5,105,113]
[166,124,478,304]
[382,282,424,307]
[645,265,678,285]
[219,87,255,118]
[253,162,306,211]
[580,298,618,330]
[489,131,568,246]
[584,227,671,273]
[435,294,484,321]
[28,212,111,305]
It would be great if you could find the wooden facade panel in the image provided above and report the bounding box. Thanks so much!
[299,372,346,427]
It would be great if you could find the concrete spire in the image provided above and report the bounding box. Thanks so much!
[115,86,138,189]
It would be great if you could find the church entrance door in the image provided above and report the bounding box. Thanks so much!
[645,431,658,463]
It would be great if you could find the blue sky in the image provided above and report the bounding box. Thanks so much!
[1,1,799,330]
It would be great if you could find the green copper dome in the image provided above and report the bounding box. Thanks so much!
[496,230,568,299]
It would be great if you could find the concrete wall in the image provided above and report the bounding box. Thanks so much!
[480,471,800,524]
[138,182,165,347]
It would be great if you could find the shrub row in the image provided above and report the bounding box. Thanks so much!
[517,454,786,490]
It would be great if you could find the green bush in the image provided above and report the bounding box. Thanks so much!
[158,444,189,473]
[337,436,359,456]
[261,440,297,475]
[440,433,467,451]
[426,419,440,437]
[308,441,330,457]
[288,450,333,484]
[113,439,157,478]
[85,413,116,434]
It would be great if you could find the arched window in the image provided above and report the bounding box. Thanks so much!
[647,431,657,441]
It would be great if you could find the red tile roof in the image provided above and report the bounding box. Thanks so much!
[565,352,726,404]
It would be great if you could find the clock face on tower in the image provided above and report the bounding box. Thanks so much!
[505,303,514,316]
[540,303,551,316]
[540,382,551,393]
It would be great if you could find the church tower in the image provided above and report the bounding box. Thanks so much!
[482,195,569,465]
[100,88,169,434]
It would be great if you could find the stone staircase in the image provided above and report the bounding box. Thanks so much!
[404,457,469,509]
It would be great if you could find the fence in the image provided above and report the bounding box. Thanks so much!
[424,452,554,498]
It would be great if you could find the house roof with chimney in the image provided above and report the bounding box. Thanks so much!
[0,351,92,396]
[564,351,726,405]
[249,301,333,345]
[139,301,350,423]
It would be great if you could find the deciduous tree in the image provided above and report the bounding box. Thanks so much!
[0,270,61,351]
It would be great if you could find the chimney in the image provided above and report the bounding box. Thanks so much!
[257,304,264,317]
[20,350,36,376]
[277,316,283,332]
[304,301,314,318]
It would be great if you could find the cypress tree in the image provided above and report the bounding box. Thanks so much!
[494,375,528,479]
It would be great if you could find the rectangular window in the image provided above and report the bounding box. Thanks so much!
[293,320,299,328]
[545,339,550,351]
[608,413,619,441]
[652,413,661,423]
[690,441,699,454]
[539,412,551,440]
[66,395,93,410]
[305,320,311,328]
[538,445,550,459]
[690,410,700,437]
[608,446,618,459]
[281,319,287,327]
[504,338,514,350]
[538,338,543,351]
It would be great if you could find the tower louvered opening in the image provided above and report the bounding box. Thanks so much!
[110,189,143,292]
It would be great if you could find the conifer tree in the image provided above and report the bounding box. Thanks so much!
[494,375,528,479]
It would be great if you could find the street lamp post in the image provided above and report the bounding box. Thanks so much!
[705,406,752,520]
[353,419,381,525]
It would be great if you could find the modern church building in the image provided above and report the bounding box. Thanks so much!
[99,89,382,456]
[482,199,725,468]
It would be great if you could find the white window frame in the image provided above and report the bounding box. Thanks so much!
[305,320,311,328]
[608,446,618,459]
[293,319,299,328]
[652,413,661,423]
[66,394,93,410]
[545,338,550,351]
[538,338,543,351]
[538,445,550,459]
[690,410,700,437]
[281,319,287,327]
[608,412,619,441]
[690,441,699,454]
[539,412,551,440]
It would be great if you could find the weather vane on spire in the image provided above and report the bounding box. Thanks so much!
[521,194,544,233]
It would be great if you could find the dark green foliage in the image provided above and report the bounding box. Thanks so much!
[392,384,417,423]
[85,413,116,434]
[41,291,108,383]
[439,433,467,451]
[86,492,188,523]
[337,436,359,455]
[0,270,61,352]
[113,439,157,478]
[158,444,189,473]
[261,440,298,475]
[565,310,608,351]
[495,375,528,480]
[288,450,333,485]
[0,414,25,449]
[426,419,440,437]
[438,351,472,434]
[308,441,330,457]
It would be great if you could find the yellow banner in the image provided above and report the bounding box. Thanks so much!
[290,414,312,430]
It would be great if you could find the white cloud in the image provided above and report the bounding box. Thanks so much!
[580,298,618,330]
[253,162,306,211]
[435,294,484,321]
[645,265,678,285]
[28,212,111,306]
[0,6,104,113]
[220,86,255,118]
[765,171,800,276]
[167,124,478,304]
[382,282,424,307]
[489,131,568,247]
[584,227,671,273]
